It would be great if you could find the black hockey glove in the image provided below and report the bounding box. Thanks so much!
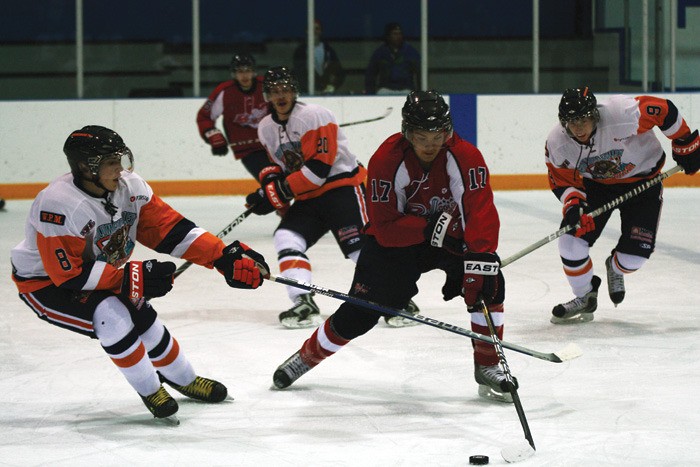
[562,192,595,237]
[245,188,276,215]
[424,211,465,256]
[205,128,229,156]
[462,252,500,309]
[121,259,176,301]
[213,241,269,289]
[441,261,464,302]
[672,129,700,175]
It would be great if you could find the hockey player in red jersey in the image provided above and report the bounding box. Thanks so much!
[245,66,419,329]
[196,52,271,180]
[11,126,269,420]
[272,90,517,403]
[547,87,699,324]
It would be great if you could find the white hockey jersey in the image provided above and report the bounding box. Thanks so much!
[257,101,365,201]
[545,94,691,199]
[11,171,225,295]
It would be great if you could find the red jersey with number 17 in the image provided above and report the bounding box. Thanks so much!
[364,132,499,254]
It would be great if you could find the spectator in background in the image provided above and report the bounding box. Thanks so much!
[293,20,345,95]
[365,22,420,95]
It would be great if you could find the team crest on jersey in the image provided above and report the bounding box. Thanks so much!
[233,107,268,128]
[40,211,66,225]
[580,149,635,179]
[95,211,137,267]
[407,196,456,217]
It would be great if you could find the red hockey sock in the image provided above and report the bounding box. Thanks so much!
[472,303,504,367]
[301,318,350,366]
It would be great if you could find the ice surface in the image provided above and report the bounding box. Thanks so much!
[1,188,698,466]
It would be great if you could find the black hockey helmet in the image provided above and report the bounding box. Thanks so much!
[63,125,133,177]
[263,66,299,99]
[230,52,255,72]
[558,87,600,127]
[401,90,453,137]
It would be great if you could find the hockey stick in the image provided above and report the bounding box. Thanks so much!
[478,299,536,463]
[500,165,683,268]
[339,107,393,128]
[173,205,255,279]
[269,274,581,363]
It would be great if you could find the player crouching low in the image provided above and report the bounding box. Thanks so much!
[11,125,269,420]
[271,91,517,402]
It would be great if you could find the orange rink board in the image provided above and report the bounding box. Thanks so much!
[1,173,699,199]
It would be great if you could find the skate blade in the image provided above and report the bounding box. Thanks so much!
[384,315,420,327]
[477,384,513,403]
[550,312,594,325]
[280,315,323,329]
[501,440,535,463]
[154,414,180,426]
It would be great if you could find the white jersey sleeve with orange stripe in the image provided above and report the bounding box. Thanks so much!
[257,101,365,200]
[11,171,224,295]
[545,94,691,200]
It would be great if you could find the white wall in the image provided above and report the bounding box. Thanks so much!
[1,93,698,185]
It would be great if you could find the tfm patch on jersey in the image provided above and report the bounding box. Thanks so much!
[40,211,66,225]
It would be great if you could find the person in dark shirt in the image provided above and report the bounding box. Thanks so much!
[364,22,420,95]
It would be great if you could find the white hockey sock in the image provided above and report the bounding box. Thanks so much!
[94,297,160,397]
[140,318,195,387]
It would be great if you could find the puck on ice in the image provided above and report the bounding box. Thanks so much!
[469,454,489,465]
[0,198,5,210]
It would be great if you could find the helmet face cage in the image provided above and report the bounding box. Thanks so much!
[401,90,453,138]
[558,87,600,127]
[230,53,255,73]
[63,126,134,177]
[263,66,299,100]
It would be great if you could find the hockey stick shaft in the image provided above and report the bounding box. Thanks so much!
[339,107,393,128]
[269,274,575,363]
[479,300,536,451]
[500,165,683,268]
[173,205,255,279]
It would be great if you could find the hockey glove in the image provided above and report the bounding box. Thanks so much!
[213,241,269,289]
[245,188,276,215]
[205,128,229,156]
[672,129,700,175]
[263,177,293,210]
[563,192,595,237]
[424,211,465,256]
[121,260,176,301]
[463,252,500,309]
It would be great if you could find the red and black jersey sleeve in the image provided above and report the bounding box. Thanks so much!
[196,81,232,138]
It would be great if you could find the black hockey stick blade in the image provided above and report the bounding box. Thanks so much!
[269,274,581,363]
[339,107,393,128]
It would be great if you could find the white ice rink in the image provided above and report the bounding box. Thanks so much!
[1,188,699,466]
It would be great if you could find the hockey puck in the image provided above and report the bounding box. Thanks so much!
[469,455,489,465]
[0,198,5,210]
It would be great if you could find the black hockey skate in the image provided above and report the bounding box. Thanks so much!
[551,275,601,324]
[384,299,421,327]
[605,255,625,306]
[141,385,179,418]
[279,293,323,329]
[159,374,228,402]
[273,351,312,389]
[474,363,518,403]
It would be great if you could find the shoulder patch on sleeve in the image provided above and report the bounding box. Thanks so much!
[40,210,66,225]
